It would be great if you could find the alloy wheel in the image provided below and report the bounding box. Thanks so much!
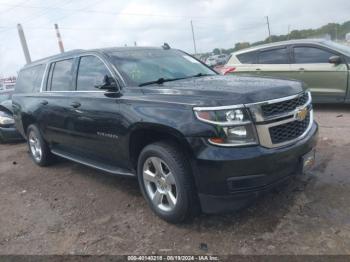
[143,156,178,212]
[28,131,42,162]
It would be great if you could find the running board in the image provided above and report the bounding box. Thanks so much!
[51,148,135,177]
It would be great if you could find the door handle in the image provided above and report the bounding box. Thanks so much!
[70,102,81,108]
[299,68,305,71]
[256,68,261,71]
[41,100,48,105]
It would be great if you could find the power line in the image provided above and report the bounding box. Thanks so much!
[45,0,108,24]
[0,0,74,33]
[0,0,29,15]
[0,3,237,20]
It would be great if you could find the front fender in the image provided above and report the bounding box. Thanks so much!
[120,100,216,138]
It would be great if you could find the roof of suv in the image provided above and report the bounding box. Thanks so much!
[232,39,328,55]
[24,46,166,68]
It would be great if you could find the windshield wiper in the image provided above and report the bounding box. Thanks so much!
[138,73,215,87]
[139,77,187,87]
[191,73,214,77]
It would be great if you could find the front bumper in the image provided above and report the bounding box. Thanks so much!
[0,126,24,143]
[187,122,318,214]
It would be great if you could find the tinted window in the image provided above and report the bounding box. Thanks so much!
[49,59,74,91]
[15,64,45,93]
[237,52,257,64]
[259,48,289,64]
[77,56,112,91]
[294,47,334,63]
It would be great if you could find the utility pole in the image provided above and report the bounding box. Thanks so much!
[17,24,31,64]
[190,20,197,54]
[54,24,65,53]
[266,16,271,42]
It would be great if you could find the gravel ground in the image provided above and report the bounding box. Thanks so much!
[0,105,349,255]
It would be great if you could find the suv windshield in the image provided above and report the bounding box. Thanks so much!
[108,49,216,86]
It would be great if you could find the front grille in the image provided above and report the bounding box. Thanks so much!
[261,92,309,117]
[269,113,310,144]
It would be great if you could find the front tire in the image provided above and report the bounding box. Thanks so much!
[27,125,52,166]
[137,141,198,223]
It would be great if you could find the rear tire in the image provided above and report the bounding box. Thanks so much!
[137,141,199,223]
[27,125,52,166]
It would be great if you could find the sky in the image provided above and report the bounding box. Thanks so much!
[0,0,349,76]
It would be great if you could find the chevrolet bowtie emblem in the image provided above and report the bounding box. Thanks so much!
[295,107,308,121]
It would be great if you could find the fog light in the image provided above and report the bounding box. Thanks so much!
[227,126,247,138]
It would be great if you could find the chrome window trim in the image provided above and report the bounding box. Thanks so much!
[40,53,124,93]
[39,63,49,92]
[75,53,119,91]
[40,56,76,93]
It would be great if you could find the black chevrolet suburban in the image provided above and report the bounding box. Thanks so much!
[12,46,318,223]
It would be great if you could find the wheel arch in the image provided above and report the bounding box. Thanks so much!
[128,123,194,170]
[21,113,38,138]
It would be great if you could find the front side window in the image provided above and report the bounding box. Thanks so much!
[49,59,74,91]
[108,49,216,86]
[237,52,257,64]
[258,48,289,64]
[77,56,112,91]
[293,47,334,64]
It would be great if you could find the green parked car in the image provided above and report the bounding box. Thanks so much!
[224,39,350,103]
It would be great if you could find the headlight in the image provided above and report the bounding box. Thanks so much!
[193,106,258,146]
[0,111,14,125]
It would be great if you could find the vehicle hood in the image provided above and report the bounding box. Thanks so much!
[140,75,305,107]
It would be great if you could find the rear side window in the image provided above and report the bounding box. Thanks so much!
[48,59,74,91]
[293,47,334,63]
[76,56,112,91]
[258,48,289,64]
[237,52,257,64]
[15,64,45,93]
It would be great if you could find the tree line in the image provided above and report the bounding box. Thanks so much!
[211,20,350,55]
